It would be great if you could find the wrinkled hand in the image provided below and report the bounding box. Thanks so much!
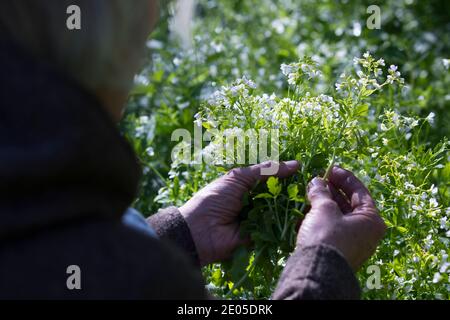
[179,160,299,266]
[297,166,386,271]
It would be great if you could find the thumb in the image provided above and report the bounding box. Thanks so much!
[225,160,299,189]
[307,177,338,211]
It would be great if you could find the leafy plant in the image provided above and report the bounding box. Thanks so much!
[165,53,449,299]
[124,0,450,299]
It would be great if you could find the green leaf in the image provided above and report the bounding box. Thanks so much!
[360,88,375,98]
[384,219,394,228]
[442,162,450,182]
[291,208,305,218]
[267,177,281,197]
[254,193,273,199]
[355,103,369,117]
[287,184,299,200]
[152,69,165,83]
[228,246,251,285]
[211,268,224,286]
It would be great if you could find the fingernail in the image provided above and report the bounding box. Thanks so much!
[307,177,323,192]
[284,160,298,170]
[311,177,322,185]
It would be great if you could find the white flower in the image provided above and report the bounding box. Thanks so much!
[424,235,434,250]
[194,118,202,127]
[363,51,370,59]
[335,83,342,91]
[440,262,450,273]
[443,59,450,70]
[432,272,443,283]
[382,138,389,146]
[243,77,257,89]
[145,147,154,157]
[440,217,448,229]
[430,198,439,208]
[426,112,435,125]
[430,184,438,195]
[280,63,297,76]
[386,76,395,84]
[404,181,415,190]
[389,65,398,72]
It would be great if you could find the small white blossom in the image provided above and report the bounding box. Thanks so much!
[443,59,450,70]
[432,272,443,283]
[426,112,435,125]
[440,217,448,229]
[430,198,439,208]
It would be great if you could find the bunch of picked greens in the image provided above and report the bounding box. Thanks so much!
[159,53,449,299]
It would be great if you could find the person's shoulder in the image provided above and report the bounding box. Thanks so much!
[66,218,207,299]
[115,221,207,299]
[0,218,206,299]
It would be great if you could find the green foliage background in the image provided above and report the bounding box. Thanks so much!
[121,0,450,299]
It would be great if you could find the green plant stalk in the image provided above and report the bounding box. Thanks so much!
[225,246,266,299]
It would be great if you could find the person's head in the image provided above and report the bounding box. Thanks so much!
[0,0,159,121]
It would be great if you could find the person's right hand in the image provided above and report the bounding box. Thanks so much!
[296,166,386,271]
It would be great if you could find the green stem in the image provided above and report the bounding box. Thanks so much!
[323,149,336,180]
[225,246,266,299]
[147,162,166,183]
[273,197,282,234]
[280,199,290,240]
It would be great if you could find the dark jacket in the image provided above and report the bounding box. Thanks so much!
[0,37,360,299]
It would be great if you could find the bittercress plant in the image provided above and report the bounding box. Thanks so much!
[158,53,449,299]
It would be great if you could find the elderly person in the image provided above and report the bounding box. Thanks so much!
[0,0,385,299]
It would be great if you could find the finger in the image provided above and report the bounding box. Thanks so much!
[328,166,377,213]
[307,177,340,213]
[250,160,299,179]
[226,160,299,189]
[328,181,352,213]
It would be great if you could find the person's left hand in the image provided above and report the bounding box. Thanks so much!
[179,160,299,266]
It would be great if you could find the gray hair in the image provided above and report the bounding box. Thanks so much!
[0,0,155,92]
